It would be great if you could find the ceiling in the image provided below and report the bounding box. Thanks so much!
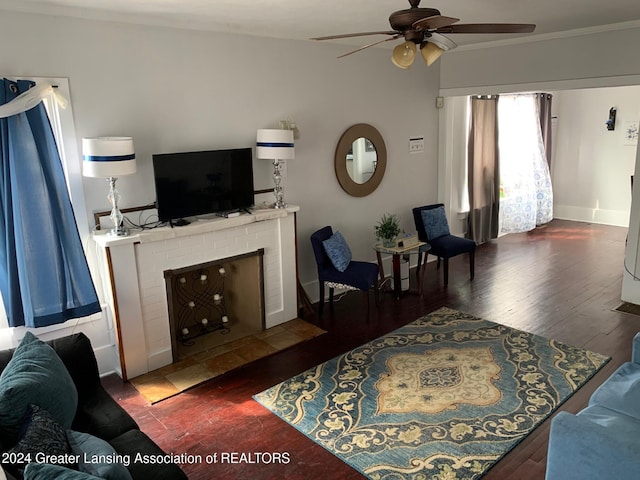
[1,0,640,49]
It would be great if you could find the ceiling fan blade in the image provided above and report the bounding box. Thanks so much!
[413,15,460,31]
[311,31,398,41]
[428,33,457,51]
[435,23,536,34]
[337,35,401,58]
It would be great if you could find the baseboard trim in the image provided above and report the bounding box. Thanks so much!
[553,205,629,227]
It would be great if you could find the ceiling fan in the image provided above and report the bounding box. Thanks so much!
[311,0,535,69]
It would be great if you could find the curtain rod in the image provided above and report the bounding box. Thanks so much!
[472,92,552,99]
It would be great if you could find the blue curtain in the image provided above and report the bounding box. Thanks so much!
[0,78,100,327]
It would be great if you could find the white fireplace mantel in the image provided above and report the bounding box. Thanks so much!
[93,206,299,380]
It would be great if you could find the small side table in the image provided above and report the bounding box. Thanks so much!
[374,242,430,299]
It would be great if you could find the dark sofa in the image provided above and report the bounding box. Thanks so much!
[0,332,187,480]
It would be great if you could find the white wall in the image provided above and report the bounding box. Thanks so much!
[552,86,640,226]
[0,11,441,342]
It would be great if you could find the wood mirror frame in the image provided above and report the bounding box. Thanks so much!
[334,123,387,197]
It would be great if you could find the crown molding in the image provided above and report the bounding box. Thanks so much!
[1,2,640,49]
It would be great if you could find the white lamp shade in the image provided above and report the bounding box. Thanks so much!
[82,136,137,178]
[256,129,294,160]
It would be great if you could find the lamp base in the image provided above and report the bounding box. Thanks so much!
[106,177,129,237]
[107,225,129,237]
[271,159,287,209]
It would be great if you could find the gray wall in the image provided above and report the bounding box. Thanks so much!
[440,25,640,94]
[0,10,441,305]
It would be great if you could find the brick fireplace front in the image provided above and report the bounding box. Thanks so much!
[92,207,299,380]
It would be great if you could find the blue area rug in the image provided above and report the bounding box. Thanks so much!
[254,307,609,479]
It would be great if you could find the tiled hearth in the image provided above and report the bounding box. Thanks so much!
[129,318,325,404]
[92,207,299,380]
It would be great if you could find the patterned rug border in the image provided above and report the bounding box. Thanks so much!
[254,307,610,480]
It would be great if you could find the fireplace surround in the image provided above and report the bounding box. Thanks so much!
[92,206,299,380]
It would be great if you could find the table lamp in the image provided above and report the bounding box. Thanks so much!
[82,136,136,236]
[256,129,294,209]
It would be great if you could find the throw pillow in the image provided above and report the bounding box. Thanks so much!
[67,430,132,480]
[24,463,100,480]
[3,405,72,478]
[6,405,70,461]
[322,231,352,272]
[421,206,450,240]
[0,332,78,444]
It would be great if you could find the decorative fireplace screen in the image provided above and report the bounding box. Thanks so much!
[167,265,231,344]
[164,249,265,362]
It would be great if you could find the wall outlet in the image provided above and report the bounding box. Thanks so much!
[409,137,424,153]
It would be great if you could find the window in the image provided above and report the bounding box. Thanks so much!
[38,78,90,237]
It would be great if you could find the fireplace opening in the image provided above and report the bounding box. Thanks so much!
[164,249,265,362]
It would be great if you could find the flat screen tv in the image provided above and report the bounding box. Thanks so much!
[152,148,254,223]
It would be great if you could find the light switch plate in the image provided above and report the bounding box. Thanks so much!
[409,137,424,153]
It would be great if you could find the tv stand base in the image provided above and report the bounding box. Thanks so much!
[171,218,191,227]
[215,210,241,219]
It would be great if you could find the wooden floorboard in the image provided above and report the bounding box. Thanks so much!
[103,219,640,479]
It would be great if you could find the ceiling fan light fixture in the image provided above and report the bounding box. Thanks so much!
[391,41,416,69]
[312,0,536,69]
[420,41,445,66]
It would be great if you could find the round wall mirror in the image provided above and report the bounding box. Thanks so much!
[334,123,387,197]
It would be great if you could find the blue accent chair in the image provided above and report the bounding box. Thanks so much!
[546,332,640,480]
[412,204,476,286]
[310,226,379,316]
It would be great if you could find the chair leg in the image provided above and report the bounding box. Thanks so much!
[363,290,370,318]
[374,279,380,308]
[318,282,325,316]
[443,258,449,286]
[436,257,441,270]
[329,287,335,310]
[419,252,428,297]
[416,251,423,278]
[470,250,475,280]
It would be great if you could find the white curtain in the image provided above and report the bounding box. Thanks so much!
[0,82,66,118]
[498,94,553,234]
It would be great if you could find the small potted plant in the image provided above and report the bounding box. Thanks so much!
[375,213,401,248]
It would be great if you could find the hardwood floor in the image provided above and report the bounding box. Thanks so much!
[103,219,640,479]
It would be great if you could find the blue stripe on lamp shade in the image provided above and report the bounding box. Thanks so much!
[83,153,136,162]
[256,142,294,148]
[82,136,137,178]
